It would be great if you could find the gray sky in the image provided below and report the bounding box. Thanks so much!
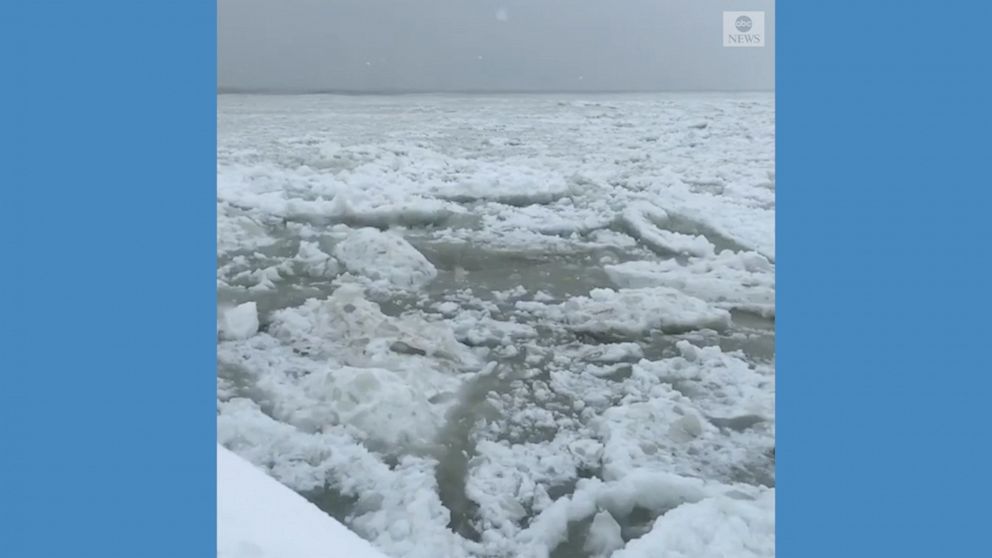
[218,0,774,92]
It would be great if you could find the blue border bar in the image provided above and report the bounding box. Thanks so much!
[778,2,992,556]
[1,2,216,556]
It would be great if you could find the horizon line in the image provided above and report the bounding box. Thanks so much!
[217,86,775,96]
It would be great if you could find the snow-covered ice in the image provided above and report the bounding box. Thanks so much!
[218,93,775,558]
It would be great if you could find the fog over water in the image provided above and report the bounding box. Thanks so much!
[219,0,775,92]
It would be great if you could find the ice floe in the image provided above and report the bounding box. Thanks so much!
[334,227,438,291]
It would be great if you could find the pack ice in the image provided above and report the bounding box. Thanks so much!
[217,93,776,558]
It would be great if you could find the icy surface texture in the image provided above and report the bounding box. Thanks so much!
[218,93,775,558]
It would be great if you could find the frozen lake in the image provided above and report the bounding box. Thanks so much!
[217,93,775,558]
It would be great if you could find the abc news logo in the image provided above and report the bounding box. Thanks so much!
[724,11,765,48]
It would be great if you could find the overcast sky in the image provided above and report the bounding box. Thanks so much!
[218,0,774,92]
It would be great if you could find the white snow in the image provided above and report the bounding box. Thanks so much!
[218,444,389,558]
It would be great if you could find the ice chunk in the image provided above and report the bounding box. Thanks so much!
[269,285,479,371]
[516,287,731,336]
[612,490,775,558]
[575,342,643,363]
[434,301,460,316]
[434,166,571,207]
[334,227,437,290]
[294,240,339,278]
[219,302,259,340]
[638,341,775,420]
[216,210,277,256]
[517,470,715,555]
[448,310,539,347]
[620,202,715,257]
[584,510,623,557]
[466,435,584,538]
[301,366,439,448]
[594,388,716,479]
[605,251,775,317]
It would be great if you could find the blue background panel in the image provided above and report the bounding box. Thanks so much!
[778,1,991,556]
[1,2,216,557]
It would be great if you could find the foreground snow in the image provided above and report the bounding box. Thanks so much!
[218,445,389,558]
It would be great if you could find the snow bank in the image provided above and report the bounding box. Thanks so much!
[217,444,389,558]
[218,402,477,558]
